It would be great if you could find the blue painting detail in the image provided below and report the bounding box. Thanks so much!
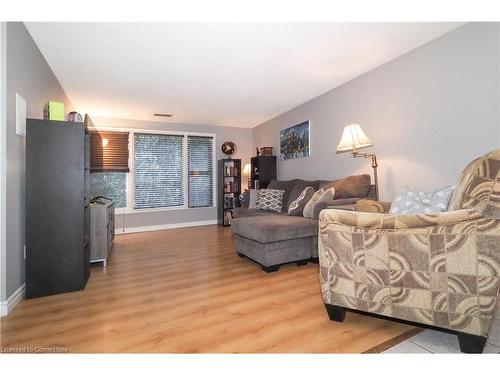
[280,121,310,160]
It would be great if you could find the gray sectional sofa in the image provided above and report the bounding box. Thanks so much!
[231,174,376,272]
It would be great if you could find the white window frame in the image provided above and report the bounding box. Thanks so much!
[94,126,217,214]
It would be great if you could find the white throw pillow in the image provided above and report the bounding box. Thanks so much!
[316,186,336,205]
[303,189,324,218]
[389,185,456,214]
[256,189,285,212]
[248,189,258,209]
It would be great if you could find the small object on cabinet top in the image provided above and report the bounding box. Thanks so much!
[43,101,65,121]
[260,147,273,156]
[68,111,84,122]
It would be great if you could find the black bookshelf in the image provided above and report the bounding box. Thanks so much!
[217,158,241,226]
[250,156,277,189]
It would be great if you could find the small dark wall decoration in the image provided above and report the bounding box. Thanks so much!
[280,120,310,160]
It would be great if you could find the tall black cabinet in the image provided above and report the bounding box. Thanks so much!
[25,118,91,298]
[250,156,277,189]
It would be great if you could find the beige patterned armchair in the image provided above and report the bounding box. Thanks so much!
[318,149,500,353]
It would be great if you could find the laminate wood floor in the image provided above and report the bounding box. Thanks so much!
[0,225,416,353]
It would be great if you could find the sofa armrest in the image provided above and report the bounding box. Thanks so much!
[355,199,391,213]
[312,198,361,219]
[319,208,483,230]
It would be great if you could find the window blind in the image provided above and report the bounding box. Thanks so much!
[188,136,214,208]
[90,131,129,172]
[134,133,184,209]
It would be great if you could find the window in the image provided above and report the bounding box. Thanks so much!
[89,130,129,208]
[188,136,214,208]
[90,128,215,211]
[134,133,184,209]
[90,172,127,208]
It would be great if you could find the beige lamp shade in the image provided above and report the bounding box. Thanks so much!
[336,124,373,154]
[242,163,251,176]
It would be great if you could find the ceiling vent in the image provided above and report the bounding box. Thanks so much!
[153,113,173,118]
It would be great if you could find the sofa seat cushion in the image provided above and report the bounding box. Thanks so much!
[232,215,318,243]
[232,207,284,219]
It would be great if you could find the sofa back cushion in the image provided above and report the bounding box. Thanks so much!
[267,179,296,212]
[319,174,371,199]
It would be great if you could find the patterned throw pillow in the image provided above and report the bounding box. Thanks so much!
[303,189,324,218]
[389,185,456,214]
[256,189,285,212]
[288,186,314,216]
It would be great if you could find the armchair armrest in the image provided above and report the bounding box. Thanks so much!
[320,208,483,230]
[355,199,391,213]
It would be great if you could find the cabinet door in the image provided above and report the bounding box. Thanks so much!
[26,120,86,298]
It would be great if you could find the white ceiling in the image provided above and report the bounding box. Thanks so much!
[26,22,462,128]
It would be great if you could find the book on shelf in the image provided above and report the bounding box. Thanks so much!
[224,164,239,177]
[223,181,239,193]
[224,196,238,209]
[225,211,233,225]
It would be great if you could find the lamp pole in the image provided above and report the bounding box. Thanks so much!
[351,151,379,201]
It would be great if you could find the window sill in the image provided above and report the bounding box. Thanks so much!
[116,206,216,214]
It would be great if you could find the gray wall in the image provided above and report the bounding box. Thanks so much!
[5,22,74,299]
[253,22,500,201]
[1,22,6,303]
[93,117,253,230]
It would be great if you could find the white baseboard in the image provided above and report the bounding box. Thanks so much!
[116,219,218,234]
[0,283,25,317]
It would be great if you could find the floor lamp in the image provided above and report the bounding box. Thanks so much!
[336,124,379,201]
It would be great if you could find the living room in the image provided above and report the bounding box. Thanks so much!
[1,0,500,371]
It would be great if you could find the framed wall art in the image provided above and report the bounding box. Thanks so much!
[280,120,310,160]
